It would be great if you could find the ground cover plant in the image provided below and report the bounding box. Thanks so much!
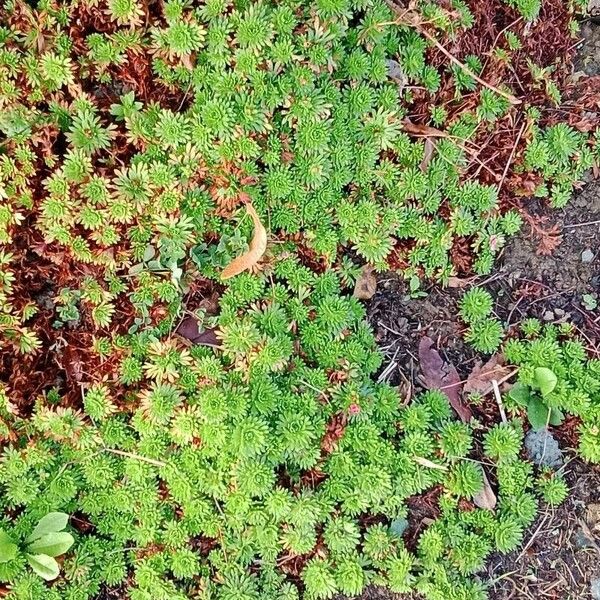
[0,0,598,599]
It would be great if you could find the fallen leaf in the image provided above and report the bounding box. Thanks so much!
[175,317,220,346]
[221,203,267,280]
[464,355,513,396]
[353,265,377,300]
[447,276,470,288]
[418,337,472,422]
[473,470,497,511]
[420,138,436,172]
[386,59,408,93]
[402,119,448,138]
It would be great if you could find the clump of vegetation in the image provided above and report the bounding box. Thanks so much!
[504,322,600,463]
[459,288,504,354]
[0,0,596,599]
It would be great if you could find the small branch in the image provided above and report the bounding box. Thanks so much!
[385,2,521,105]
[418,28,521,105]
[563,219,600,229]
[497,119,527,195]
[492,379,507,423]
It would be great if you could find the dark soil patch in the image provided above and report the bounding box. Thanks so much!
[367,278,476,391]
[487,459,600,600]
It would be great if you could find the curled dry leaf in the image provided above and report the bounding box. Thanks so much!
[401,119,448,138]
[464,354,513,396]
[221,203,267,280]
[473,470,497,511]
[418,337,473,423]
[353,265,377,300]
[447,276,471,288]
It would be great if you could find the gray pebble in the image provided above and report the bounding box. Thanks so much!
[573,528,596,550]
[554,308,565,317]
[543,310,555,322]
[524,429,563,468]
[582,249,595,263]
[591,577,600,600]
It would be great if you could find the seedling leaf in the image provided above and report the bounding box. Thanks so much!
[26,513,69,544]
[0,530,18,563]
[534,367,558,396]
[27,532,74,557]
[26,554,60,581]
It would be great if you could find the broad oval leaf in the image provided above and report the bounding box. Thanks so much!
[0,530,18,563]
[26,512,69,544]
[527,396,551,430]
[507,382,531,407]
[549,407,565,427]
[221,204,267,280]
[27,532,74,557]
[26,553,60,581]
[533,367,558,396]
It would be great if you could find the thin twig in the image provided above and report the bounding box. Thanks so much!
[416,27,521,104]
[563,219,600,229]
[498,119,527,195]
[492,379,507,423]
[104,448,167,467]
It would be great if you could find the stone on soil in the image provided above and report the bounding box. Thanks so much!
[524,429,563,468]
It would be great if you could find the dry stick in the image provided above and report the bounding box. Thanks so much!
[104,448,167,468]
[492,379,507,423]
[498,119,527,195]
[416,27,521,105]
[563,219,600,229]
[516,510,551,562]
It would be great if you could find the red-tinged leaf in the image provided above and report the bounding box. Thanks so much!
[536,225,563,256]
[221,203,267,280]
[418,337,472,423]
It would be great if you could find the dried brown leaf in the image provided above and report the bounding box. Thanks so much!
[402,119,448,138]
[464,355,512,396]
[473,471,497,511]
[418,337,472,423]
[420,138,436,172]
[221,203,267,280]
[353,265,377,300]
[447,276,471,288]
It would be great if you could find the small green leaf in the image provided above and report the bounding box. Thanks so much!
[508,382,531,407]
[143,244,156,262]
[27,532,74,557]
[582,294,597,311]
[549,407,565,427]
[0,530,18,563]
[26,554,60,581]
[389,518,409,538]
[26,513,69,544]
[533,367,557,396]
[527,397,551,430]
